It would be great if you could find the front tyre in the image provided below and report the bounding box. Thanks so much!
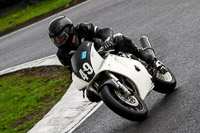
[153,67,176,94]
[99,85,148,121]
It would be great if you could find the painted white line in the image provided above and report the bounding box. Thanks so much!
[66,101,103,133]
[0,54,61,76]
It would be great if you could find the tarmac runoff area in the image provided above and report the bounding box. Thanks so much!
[0,55,103,133]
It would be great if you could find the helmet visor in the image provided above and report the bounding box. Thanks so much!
[51,32,69,47]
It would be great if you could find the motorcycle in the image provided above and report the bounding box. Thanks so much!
[70,36,176,121]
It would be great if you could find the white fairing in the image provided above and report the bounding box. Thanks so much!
[72,72,88,90]
[72,44,104,91]
[72,43,154,100]
[90,44,104,74]
[98,55,154,99]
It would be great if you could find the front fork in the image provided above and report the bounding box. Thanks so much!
[105,71,132,96]
[104,71,140,106]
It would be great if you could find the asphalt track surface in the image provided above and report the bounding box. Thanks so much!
[1,0,200,132]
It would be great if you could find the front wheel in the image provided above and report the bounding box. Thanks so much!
[99,85,148,121]
[153,66,176,94]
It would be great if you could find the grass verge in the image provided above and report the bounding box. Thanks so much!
[0,0,85,36]
[0,66,71,133]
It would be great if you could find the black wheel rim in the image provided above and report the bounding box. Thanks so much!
[110,88,145,112]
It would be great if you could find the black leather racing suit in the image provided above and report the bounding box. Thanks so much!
[56,23,141,68]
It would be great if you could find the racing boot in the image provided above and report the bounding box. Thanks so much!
[138,48,156,65]
[138,36,156,65]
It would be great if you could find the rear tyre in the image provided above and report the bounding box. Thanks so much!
[153,67,176,94]
[99,85,148,121]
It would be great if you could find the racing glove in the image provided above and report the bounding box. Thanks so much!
[102,37,114,50]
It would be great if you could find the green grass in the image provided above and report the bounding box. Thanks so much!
[0,66,71,133]
[0,0,73,33]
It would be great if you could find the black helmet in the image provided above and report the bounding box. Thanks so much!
[48,16,74,47]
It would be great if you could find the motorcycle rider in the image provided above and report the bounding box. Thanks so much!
[48,16,155,102]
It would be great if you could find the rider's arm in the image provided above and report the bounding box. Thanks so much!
[56,49,71,66]
[56,49,74,79]
[75,23,113,41]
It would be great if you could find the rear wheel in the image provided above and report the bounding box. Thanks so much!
[153,66,176,94]
[99,85,148,121]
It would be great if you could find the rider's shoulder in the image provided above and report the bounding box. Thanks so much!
[76,23,94,30]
